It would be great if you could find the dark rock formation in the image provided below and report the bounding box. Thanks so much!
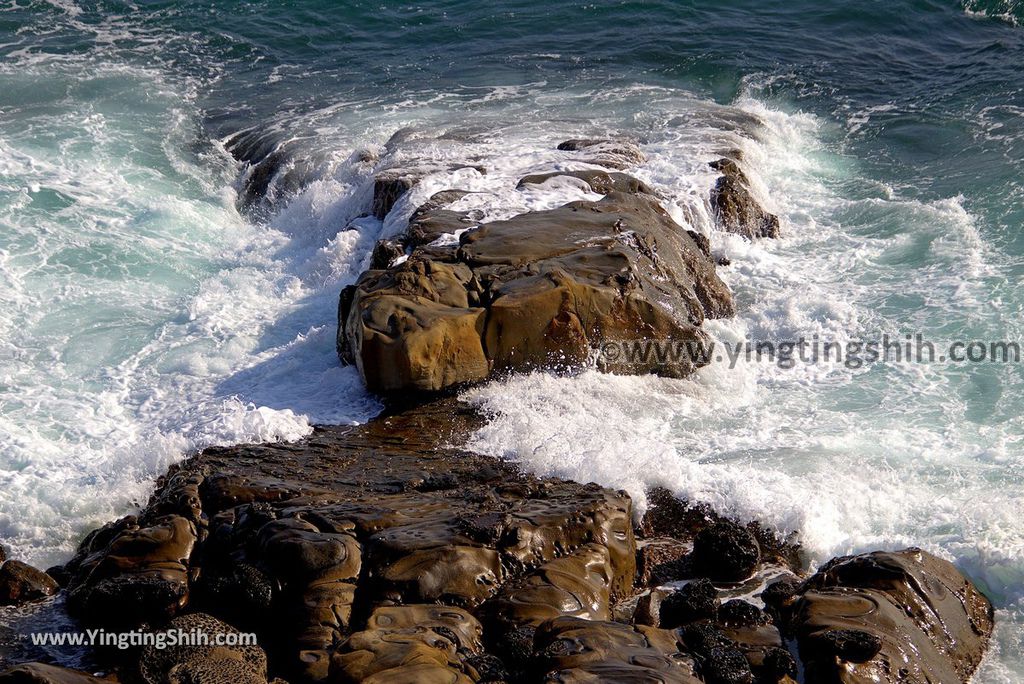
[692,521,761,582]
[339,181,735,393]
[5,400,989,684]
[788,548,994,684]
[709,159,780,240]
[660,579,720,628]
[0,561,58,606]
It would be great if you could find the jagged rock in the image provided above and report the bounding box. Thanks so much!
[692,521,760,582]
[370,240,404,270]
[371,169,421,220]
[138,613,271,684]
[66,515,197,627]
[556,139,647,169]
[341,189,734,393]
[789,548,993,684]
[532,616,702,683]
[660,579,720,628]
[0,561,58,606]
[0,664,111,684]
[516,169,653,195]
[709,158,780,240]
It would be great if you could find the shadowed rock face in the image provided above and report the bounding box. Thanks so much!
[708,159,780,240]
[340,183,735,393]
[788,549,994,684]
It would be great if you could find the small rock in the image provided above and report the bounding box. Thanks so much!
[692,521,760,582]
[0,561,58,606]
[660,578,720,627]
[717,599,768,628]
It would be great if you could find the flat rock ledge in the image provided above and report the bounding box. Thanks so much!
[3,398,993,684]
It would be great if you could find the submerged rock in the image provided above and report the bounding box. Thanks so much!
[556,138,648,169]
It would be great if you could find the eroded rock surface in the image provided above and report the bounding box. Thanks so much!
[787,548,994,684]
[340,182,735,392]
[19,400,989,684]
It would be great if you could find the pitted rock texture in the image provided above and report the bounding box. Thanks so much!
[47,399,991,683]
[787,548,994,684]
[339,180,735,393]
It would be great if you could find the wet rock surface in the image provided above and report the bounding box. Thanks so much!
[0,561,58,606]
[708,158,780,240]
[339,173,735,392]
[787,548,994,684]
[10,398,986,683]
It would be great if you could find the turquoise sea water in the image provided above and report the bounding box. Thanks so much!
[1,1,1022,678]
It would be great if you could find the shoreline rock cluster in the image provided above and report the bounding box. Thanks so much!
[338,140,763,394]
[0,399,994,684]
[0,138,995,683]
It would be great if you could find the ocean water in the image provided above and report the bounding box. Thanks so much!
[1,0,1022,679]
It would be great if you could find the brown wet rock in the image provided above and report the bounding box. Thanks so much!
[556,139,648,169]
[371,169,421,220]
[137,613,271,684]
[0,665,113,684]
[0,561,58,606]
[329,627,471,683]
[516,169,654,196]
[66,515,197,628]
[480,543,613,659]
[339,256,490,393]
[532,616,702,683]
[369,239,404,270]
[341,183,734,392]
[789,548,993,684]
[709,159,780,240]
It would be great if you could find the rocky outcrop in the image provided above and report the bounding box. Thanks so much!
[709,158,781,240]
[339,178,735,393]
[786,549,994,684]
[0,560,58,606]
[7,399,990,684]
